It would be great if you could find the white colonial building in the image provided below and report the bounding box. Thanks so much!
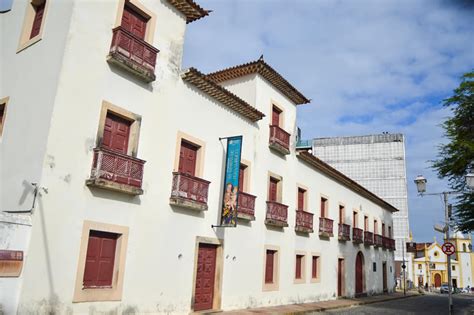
[0,0,397,314]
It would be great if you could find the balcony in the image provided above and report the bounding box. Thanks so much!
[265,201,288,228]
[382,236,392,250]
[295,210,314,233]
[374,234,383,247]
[319,217,334,237]
[390,238,396,251]
[364,231,374,246]
[169,172,210,211]
[86,147,145,195]
[269,125,290,155]
[107,26,159,83]
[236,192,256,221]
[352,228,363,244]
[338,223,351,241]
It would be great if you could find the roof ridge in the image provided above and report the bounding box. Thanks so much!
[206,58,310,105]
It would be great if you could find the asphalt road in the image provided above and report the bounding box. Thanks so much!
[320,294,474,315]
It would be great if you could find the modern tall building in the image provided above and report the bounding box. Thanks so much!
[308,134,411,283]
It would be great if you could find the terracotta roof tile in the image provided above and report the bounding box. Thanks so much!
[166,0,210,23]
[296,150,399,213]
[181,68,265,122]
[206,57,310,105]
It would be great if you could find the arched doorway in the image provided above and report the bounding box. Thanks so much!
[355,251,364,295]
[434,273,442,287]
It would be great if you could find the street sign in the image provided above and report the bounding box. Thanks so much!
[442,242,456,256]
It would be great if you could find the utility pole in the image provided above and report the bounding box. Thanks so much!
[402,239,406,295]
[444,192,453,314]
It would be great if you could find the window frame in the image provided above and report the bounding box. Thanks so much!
[310,253,321,283]
[173,131,206,178]
[294,251,306,284]
[267,172,283,203]
[96,100,142,157]
[262,245,280,291]
[73,221,129,302]
[113,0,157,44]
[17,0,50,52]
[0,97,9,139]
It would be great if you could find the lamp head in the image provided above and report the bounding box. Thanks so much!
[414,175,427,194]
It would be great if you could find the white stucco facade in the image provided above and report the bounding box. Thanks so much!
[1,0,397,314]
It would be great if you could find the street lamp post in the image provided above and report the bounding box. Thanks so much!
[414,172,474,314]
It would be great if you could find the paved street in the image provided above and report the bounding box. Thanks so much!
[321,294,474,315]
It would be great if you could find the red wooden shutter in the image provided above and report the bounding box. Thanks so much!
[339,206,344,224]
[297,189,305,211]
[265,250,275,283]
[102,112,131,154]
[121,5,147,40]
[272,106,281,126]
[30,1,46,39]
[364,216,368,231]
[295,255,302,279]
[320,198,326,218]
[269,178,278,202]
[178,141,198,176]
[83,231,117,288]
[312,256,318,278]
[382,223,386,236]
[353,212,357,228]
[238,164,246,192]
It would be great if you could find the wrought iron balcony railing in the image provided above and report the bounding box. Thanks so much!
[265,201,288,227]
[364,231,374,246]
[338,223,351,241]
[319,217,334,237]
[87,147,145,195]
[236,191,256,220]
[352,227,363,243]
[108,26,159,83]
[269,125,290,154]
[170,172,210,211]
[374,234,383,247]
[295,210,314,233]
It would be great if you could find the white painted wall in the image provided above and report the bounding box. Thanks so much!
[1,0,396,313]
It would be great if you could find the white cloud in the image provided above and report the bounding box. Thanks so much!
[183,0,474,241]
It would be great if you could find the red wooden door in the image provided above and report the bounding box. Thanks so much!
[269,178,278,202]
[272,106,281,126]
[265,250,275,283]
[382,262,387,291]
[297,189,304,210]
[121,5,147,39]
[434,274,441,287]
[338,259,344,296]
[179,141,198,176]
[194,244,217,311]
[83,231,117,288]
[320,198,327,218]
[102,113,131,154]
[339,206,344,224]
[382,223,386,236]
[238,164,245,192]
[30,1,46,39]
[355,252,364,294]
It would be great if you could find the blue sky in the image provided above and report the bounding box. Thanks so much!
[182,0,474,242]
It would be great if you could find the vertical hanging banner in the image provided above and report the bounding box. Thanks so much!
[220,136,243,227]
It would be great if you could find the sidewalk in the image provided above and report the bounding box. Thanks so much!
[220,291,421,314]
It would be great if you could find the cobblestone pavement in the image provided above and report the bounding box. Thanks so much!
[320,293,474,315]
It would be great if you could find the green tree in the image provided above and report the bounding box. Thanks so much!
[432,71,474,233]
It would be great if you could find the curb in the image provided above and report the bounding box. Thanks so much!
[288,293,423,314]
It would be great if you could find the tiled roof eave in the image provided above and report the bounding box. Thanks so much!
[206,59,310,105]
[296,150,399,213]
[166,0,210,23]
[181,68,265,123]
